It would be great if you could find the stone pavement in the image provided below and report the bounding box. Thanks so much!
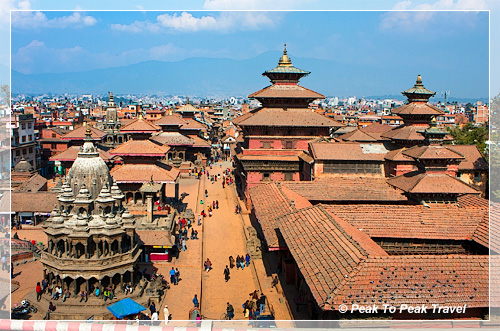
[156,176,202,321]
[200,161,258,320]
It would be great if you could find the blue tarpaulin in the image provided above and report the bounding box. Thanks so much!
[106,298,146,319]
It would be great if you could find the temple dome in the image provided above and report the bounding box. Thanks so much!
[14,157,33,172]
[66,128,112,199]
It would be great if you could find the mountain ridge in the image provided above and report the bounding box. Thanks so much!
[12,51,488,99]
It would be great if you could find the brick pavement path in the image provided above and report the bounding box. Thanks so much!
[200,161,258,320]
[157,176,202,321]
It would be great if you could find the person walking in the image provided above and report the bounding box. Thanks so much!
[194,230,198,239]
[216,200,219,209]
[224,265,230,282]
[36,282,42,302]
[151,310,159,321]
[149,302,156,316]
[182,237,187,251]
[190,228,195,240]
[240,256,245,270]
[226,302,234,320]
[205,189,208,198]
[204,258,212,272]
[163,305,169,325]
[229,256,235,269]
[1,254,5,271]
[245,253,251,267]
[169,267,176,286]
[258,293,266,314]
[175,268,180,284]
[44,301,56,320]
[235,256,240,270]
[192,294,199,308]
[198,215,201,226]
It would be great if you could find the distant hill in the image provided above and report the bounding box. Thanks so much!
[12,51,488,100]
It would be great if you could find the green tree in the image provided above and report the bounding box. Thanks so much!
[446,123,489,159]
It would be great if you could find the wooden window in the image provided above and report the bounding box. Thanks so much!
[323,161,382,175]
[285,141,293,149]
[284,173,294,181]
[262,173,271,181]
[261,141,271,149]
[52,133,56,138]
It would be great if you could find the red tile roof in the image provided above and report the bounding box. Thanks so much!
[248,183,307,249]
[235,108,344,128]
[489,202,500,254]
[387,172,480,195]
[309,142,388,161]
[120,117,161,133]
[150,132,195,146]
[381,125,425,141]
[248,84,325,99]
[447,145,489,171]
[61,126,106,140]
[384,148,415,161]
[154,114,187,126]
[326,255,489,310]
[50,146,112,162]
[136,230,175,247]
[283,178,407,202]
[187,135,211,148]
[402,145,464,160]
[110,163,179,183]
[392,102,444,116]
[360,123,393,134]
[277,205,489,311]
[337,129,386,142]
[180,119,207,131]
[323,204,488,243]
[457,194,489,208]
[109,139,170,157]
[11,192,59,212]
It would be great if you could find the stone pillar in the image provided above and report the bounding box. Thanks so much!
[84,244,88,259]
[119,274,124,288]
[118,239,122,254]
[86,279,90,292]
[65,239,69,257]
[146,193,153,224]
[175,181,179,200]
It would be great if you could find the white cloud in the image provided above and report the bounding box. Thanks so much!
[0,0,31,23]
[380,0,492,30]
[111,11,278,33]
[12,11,97,29]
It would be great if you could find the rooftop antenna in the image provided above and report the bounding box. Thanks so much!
[441,90,450,107]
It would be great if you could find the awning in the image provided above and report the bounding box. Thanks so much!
[107,298,146,319]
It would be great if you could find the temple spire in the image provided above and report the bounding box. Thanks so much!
[278,43,292,67]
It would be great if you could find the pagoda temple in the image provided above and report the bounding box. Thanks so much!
[97,92,128,148]
[233,45,344,201]
[381,75,449,146]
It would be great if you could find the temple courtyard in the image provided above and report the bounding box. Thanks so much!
[10,160,294,323]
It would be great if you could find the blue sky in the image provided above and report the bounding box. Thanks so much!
[2,0,498,97]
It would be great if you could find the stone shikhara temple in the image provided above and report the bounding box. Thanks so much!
[41,128,141,296]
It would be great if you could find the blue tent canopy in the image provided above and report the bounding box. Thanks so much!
[107,298,146,319]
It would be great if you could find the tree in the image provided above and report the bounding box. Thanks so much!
[446,123,488,158]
